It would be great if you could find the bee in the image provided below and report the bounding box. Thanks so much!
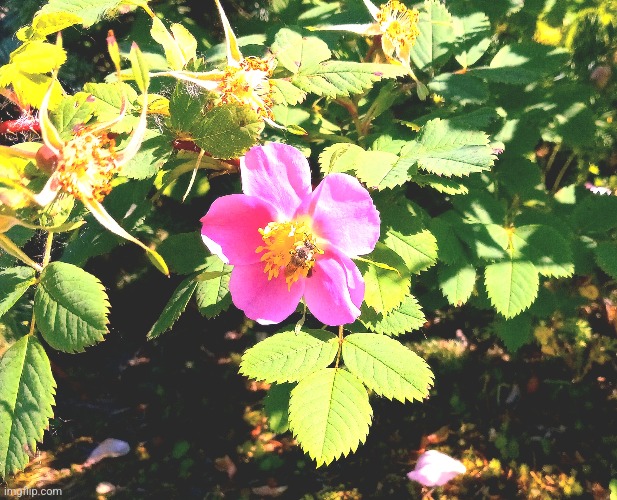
[285,239,317,278]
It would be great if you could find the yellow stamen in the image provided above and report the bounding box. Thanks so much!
[56,129,118,202]
[219,56,276,119]
[256,221,323,290]
[377,0,420,53]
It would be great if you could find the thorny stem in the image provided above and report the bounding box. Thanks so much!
[335,325,344,368]
[333,97,364,139]
[544,143,561,182]
[551,153,576,194]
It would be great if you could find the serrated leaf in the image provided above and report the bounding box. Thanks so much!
[594,242,617,280]
[318,143,364,175]
[452,12,491,68]
[271,79,307,106]
[147,277,198,340]
[240,330,338,384]
[356,152,414,190]
[429,216,467,264]
[512,225,574,278]
[343,333,433,403]
[572,195,617,233]
[484,259,539,318]
[271,28,331,74]
[384,229,438,274]
[413,173,469,194]
[470,42,568,84]
[264,383,293,434]
[194,104,262,159]
[0,267,36,320]
[34,262,109,352]
[291,62,405,98]
[438,262,476,306]
[38,0,130,27]
[0,336,56,479]
[195,255,232,318]
[400,119,496,177]
[494,312,533,353]
[288,368,372,466]
[129,42,150,93]
[410,0,455,71]
[359,295,425,336]
[356,242,410,315]
[10,41,67,74]
[120,129,172,179]
[50,94,95,139]
[428,72,488,106]
[80,82,139,134]
[27,12,83,39]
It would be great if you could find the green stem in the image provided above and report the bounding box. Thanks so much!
[551,153,576,194]
[334,325,344,368]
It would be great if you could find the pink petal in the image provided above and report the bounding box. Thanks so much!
[407,450,466,487]
[303,248,364,325]
[241,143,312,220]
[229,262,305,324]
[303,173,380,257]
[201,194,276,265]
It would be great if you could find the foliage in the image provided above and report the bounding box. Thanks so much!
[0,0,616,480]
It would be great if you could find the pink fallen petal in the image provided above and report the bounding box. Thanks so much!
[407,449,466,487]
[83,438,130,467]
[241,143,312,219]
[201,194,277,265]
[302,173,380,257]
[303,247,364,326]
[229,262,305,324]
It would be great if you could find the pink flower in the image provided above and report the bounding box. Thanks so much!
[407,450,466,487]
[200,143,380,326]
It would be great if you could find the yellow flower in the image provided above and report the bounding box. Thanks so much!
[151,0,279,126]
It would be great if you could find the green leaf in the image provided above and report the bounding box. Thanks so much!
[383,229,438,275]
[452,12,491,68]
[271,28,331,75]
[34,262,109,352]
[195,256,232,319]
[150,17,195,71]
[0,267,36,320]
[318,143,365,176]
[470,42,568,84]
[292,61,405,98]
[429,216,467,264]
[81,82,139,134]
[22,12,83,40]
[147,277,198,340]
[38,0,132,27]
[10,41,67,74]
[0,336,56,479]
[512,225,574,278]
[594,242,617,280]
[359,295,425,336]
[356,242,410,315]
[484,259,539,318]
[400,119,496,177]
[572,195,617,233]
[494,312,533,353]
[410,0,455,71]
[158,233,210,275]
[356,152,414,190]
[343,333,433,403]
[120,129,172,179]
[428,73,488,106]
[194,104,262,159]
[413,173,469,195]
[129,42,150,93]
[50,94,95,139]
[271,79,307,106]
[240,330,338,384]
[288,368,372,466]
[264,383,293,434]
[438,262,476,306]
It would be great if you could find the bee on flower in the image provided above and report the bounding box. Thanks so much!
[150,0,279,127]
[312,0,428,98]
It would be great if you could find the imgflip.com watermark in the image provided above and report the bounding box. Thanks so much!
[2,488,62,498]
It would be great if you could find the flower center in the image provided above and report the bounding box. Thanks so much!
[377,0,420,50]
[56,129,118,202]
[219,56,276,119]
[256,221,323,290]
